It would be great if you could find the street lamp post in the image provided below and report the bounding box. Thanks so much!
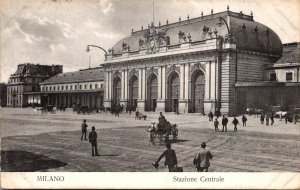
[86,45,108,108]
[216,17,233,43]
[86,45,108,61]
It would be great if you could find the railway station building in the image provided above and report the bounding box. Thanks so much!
[102,9,283,116]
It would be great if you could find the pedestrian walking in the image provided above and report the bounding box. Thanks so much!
[214,118,219,132]
[193,142,213,172]
[270,114,274,125]
[242,115,247,127]
[232,117,239,132]
[88,126,99,156]
[285,114,288,124]
[81,119,88,141]
[153,143,177,172]
[266,115,269,126]
[260,114,265,124]
[208,111,213,121]
[135,110,139,120]
[221,115,228,132]
[293,114,297,124]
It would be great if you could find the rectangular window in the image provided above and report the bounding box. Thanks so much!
[70,86,73,90]
[66,86,68,90]
[41,87,44,91]
[75,85,77,90]
[270,73,276,81]
[53,86,56,91]
[84,85,87,89]
[46,87,48,91]
[101,84,103,88]
[286,72,293,81]
[95,84,98,89]
[90,84,92,89]
[62,86,64,90]
[79,85,82,89]
[57,86,60,90]
[50,86,52,91]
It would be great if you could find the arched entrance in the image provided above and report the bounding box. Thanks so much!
[129,75,138,110]
[191,70,205,113]
[113,76,121,105]
[146,74,158,111]
[166,72,180,112]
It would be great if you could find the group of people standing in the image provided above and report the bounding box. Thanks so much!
[260,113,275,126]
[210,112,248,132]
[81,119,99,156]
[153,142,213,172]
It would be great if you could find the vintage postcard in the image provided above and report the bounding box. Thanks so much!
[1,0,300,189]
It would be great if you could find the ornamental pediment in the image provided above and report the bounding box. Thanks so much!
[139,23,169,54]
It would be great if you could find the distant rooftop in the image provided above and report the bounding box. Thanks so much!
[41,67,104,85]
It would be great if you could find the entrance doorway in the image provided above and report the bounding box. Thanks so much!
[113,76,121,105]
[166,72,180,112]
[191,70,205,113]
[147,74,158,111]
[129,75,138,110]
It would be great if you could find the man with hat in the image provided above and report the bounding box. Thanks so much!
[153,143,177,172]
[81,119,88,141]
[88,126,99,156]
[193,142,213,172]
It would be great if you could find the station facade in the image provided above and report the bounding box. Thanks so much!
[102,9,282,116]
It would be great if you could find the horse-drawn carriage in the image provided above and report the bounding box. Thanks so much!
[76,106,92,115]
[147,121,178,143]
[41,105,56,114]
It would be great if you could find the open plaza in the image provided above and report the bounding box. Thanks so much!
[1,107,300,172]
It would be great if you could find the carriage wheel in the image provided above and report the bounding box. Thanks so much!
[165,135,169,142]
[173,129,178,141]
[150,133,155,143]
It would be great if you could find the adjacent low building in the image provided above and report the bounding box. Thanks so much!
[236,43,300,113]
[0,83,7,107]
[7,63,63,107]
[38,67,105,108]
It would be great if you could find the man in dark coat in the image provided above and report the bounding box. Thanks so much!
[242,115,247,127]
[89,126,99,156]
[260,114,265,124]
[208,111,213,121]
[270,114,274,125]
[214,118,219,132]
[232,117,239,132]
[193,142,213,172]
[153,143,177,172]
[221,115,228,132]
[81,119,88,141]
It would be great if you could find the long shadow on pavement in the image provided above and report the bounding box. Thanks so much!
[1,150,67,172]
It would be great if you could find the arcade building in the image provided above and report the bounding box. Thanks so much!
[102,8,283,116]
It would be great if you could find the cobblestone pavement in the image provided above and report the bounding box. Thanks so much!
[1,108,300,172]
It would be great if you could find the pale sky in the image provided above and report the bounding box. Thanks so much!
[1,0,300,83]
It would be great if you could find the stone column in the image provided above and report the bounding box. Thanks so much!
[178,64,189,113]
[158,67,162,99]
[124,69,128,100]
[204,60,218,114]
[120,70,127,107]
[104,71,112,107]
[156,66,166,112]
[137,67,146,111]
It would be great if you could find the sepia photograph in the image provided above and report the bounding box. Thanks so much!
[0,0,300,189]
